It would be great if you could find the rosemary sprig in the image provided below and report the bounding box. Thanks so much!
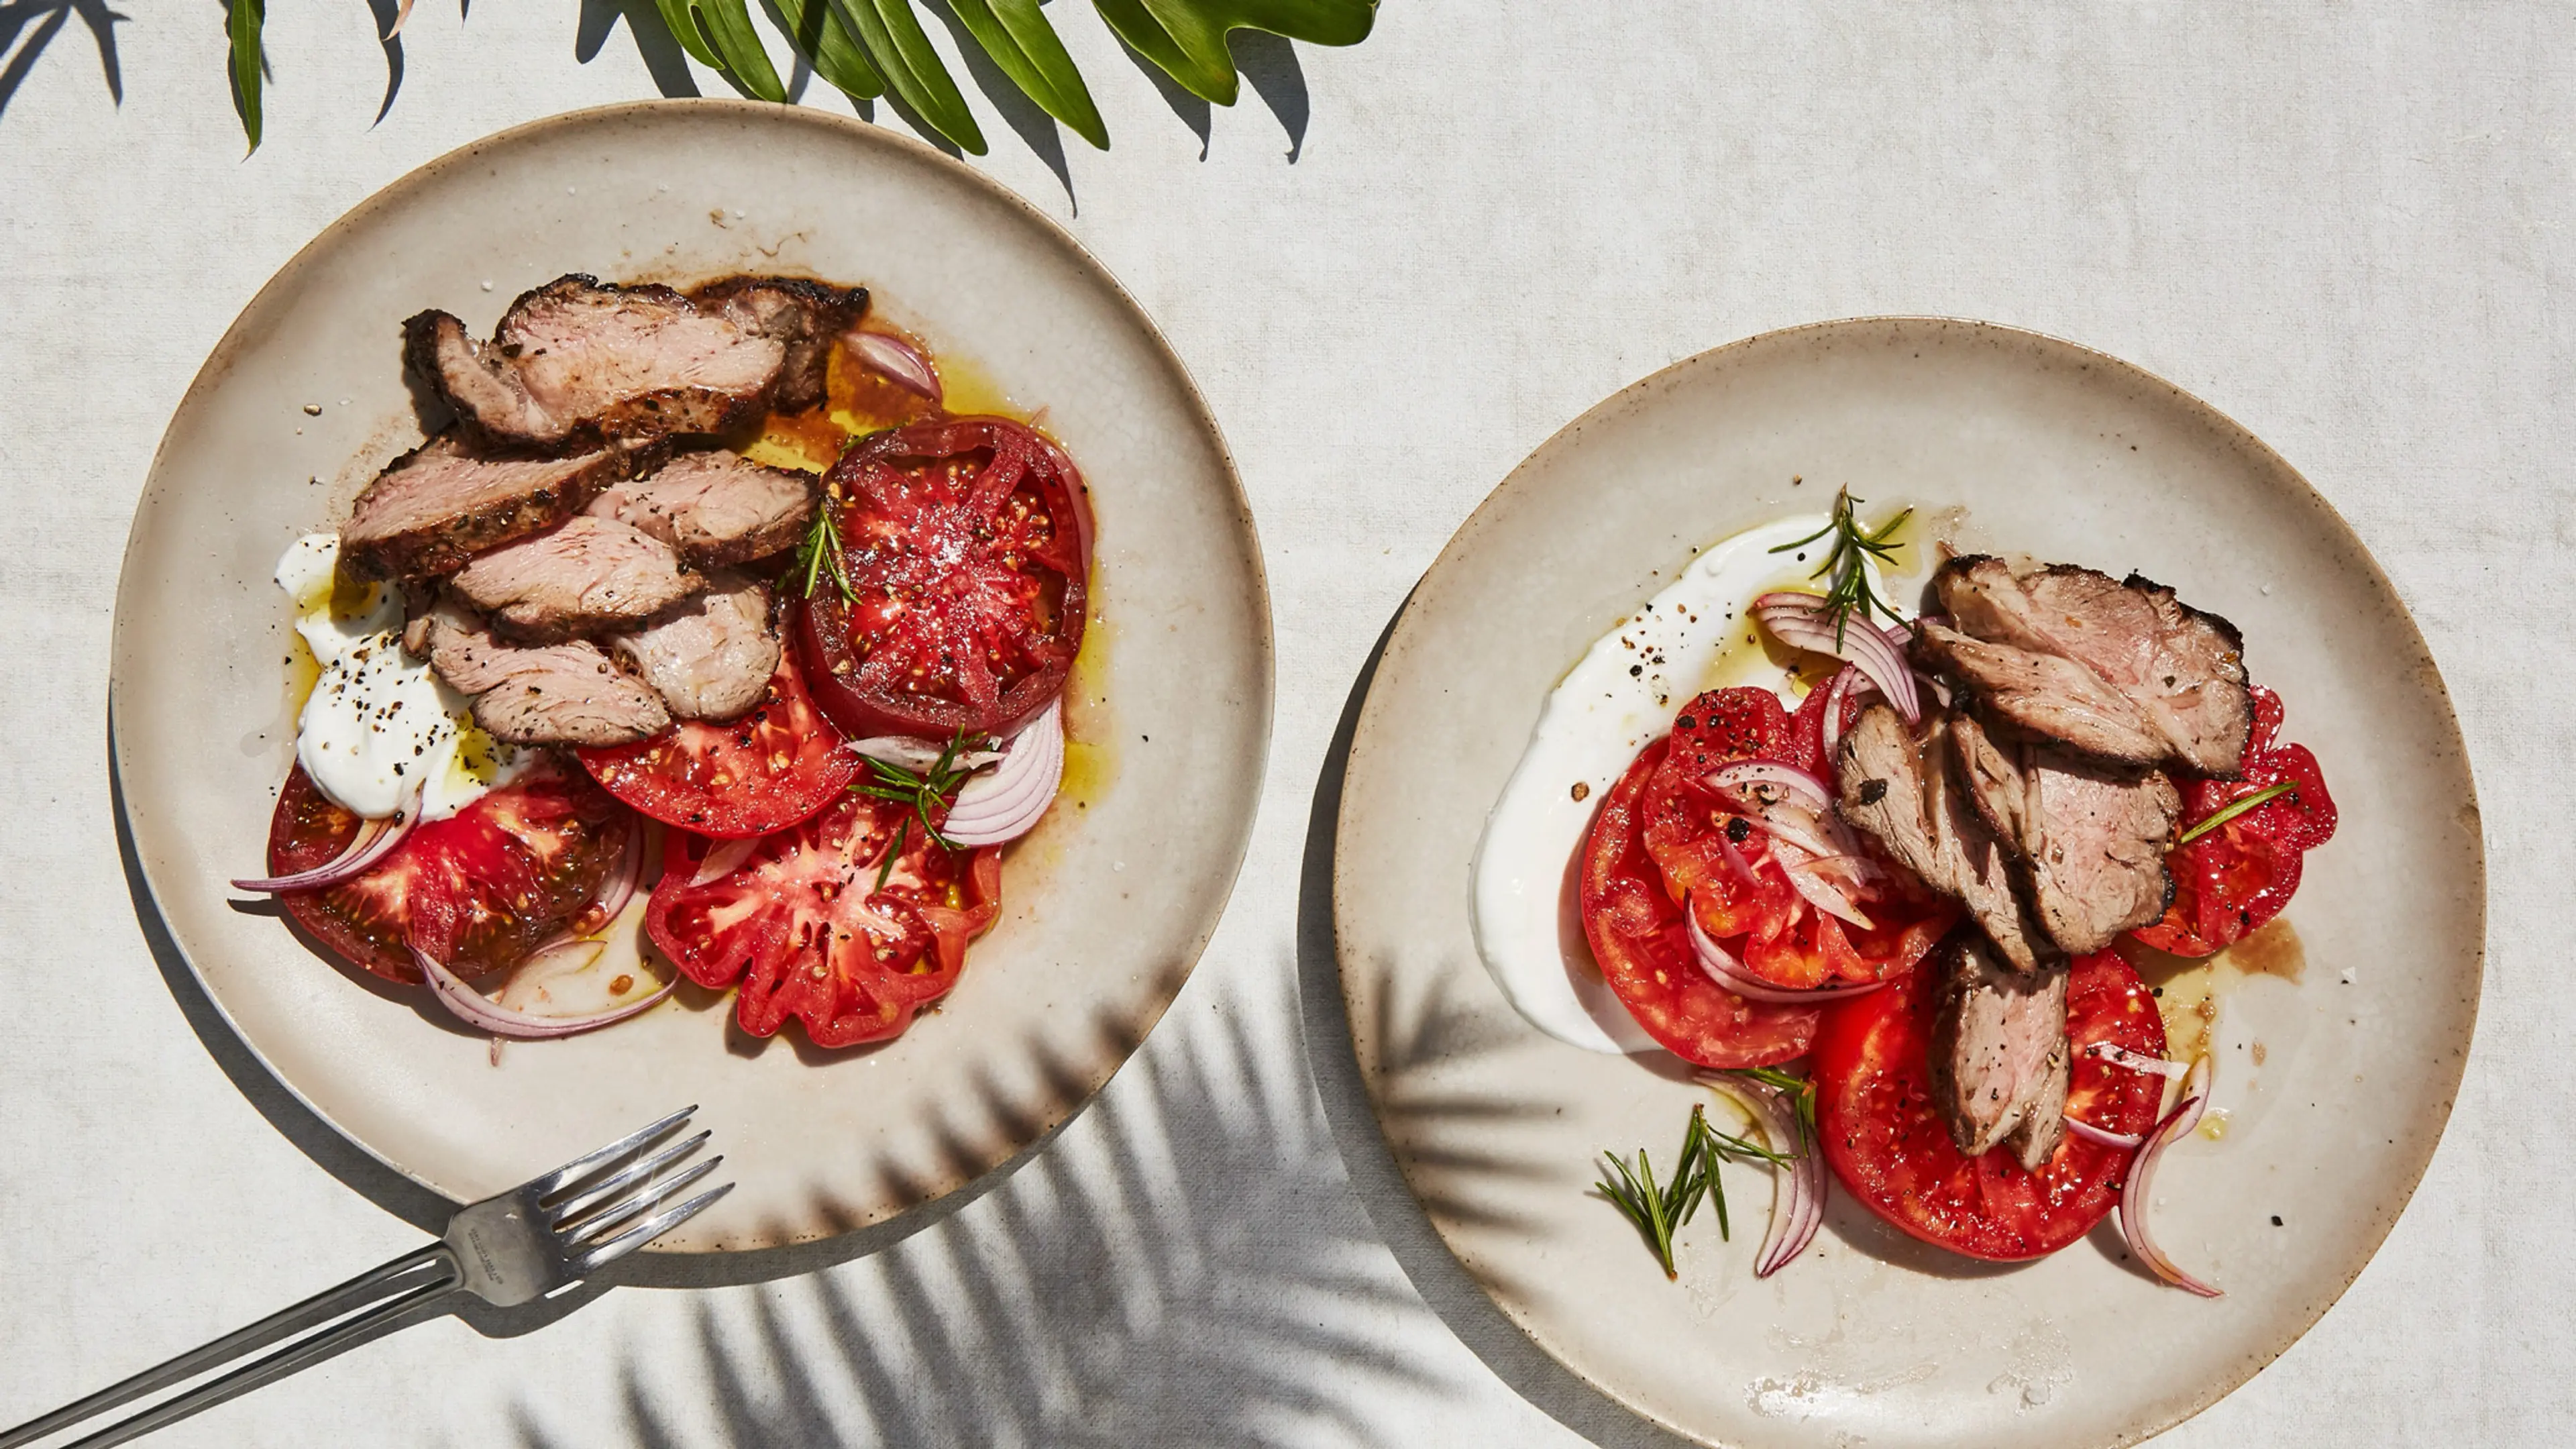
[2177,780,2300,846]
[1595,1103,1802,1280]
[853,733,981,881]
[791,489,855,604]
[1768,486,1911,647]
[1717,1065,1819,1148]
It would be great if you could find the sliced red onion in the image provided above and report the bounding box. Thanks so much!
[2086,1041,2190,1079]
[578,816,647,930]
[1815,665,1880,764]
[942,700,1063,847]
[2065,1116,2146,1150]
[1707,760,1836,811]
[1754,593,1921,724]
[1715,832,1759,889]
[1700,1073,1825,1277]
[1684,900,1890,1005]
[847,735,1005,773]
[413,945,676,1040]
[690,834,761,887]
[232,787,422,893]
[1780,859,1876,930]
[848,330,943,406]
[2117,1055,2222,1297]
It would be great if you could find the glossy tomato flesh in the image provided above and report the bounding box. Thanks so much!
[797,417,1089,740]
[2130,686,2339,957]
[1814,949,2169,1260]
[1637,688,1953,991]
[265,763,632,983]
[645,792,1002,1048]
[576,645,858,839]
[1580,735,1821,1067]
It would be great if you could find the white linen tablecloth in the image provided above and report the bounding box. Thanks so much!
[1,5,2558,1444]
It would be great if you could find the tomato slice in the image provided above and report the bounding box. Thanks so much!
[1638,689,1953,991]
[2130,686,2339,957]
[645,793,1002,1047]
[265,763,633,983]
[796,417,1090,740]
[1813,949,2169,1261]
[575,647,859,838]
[1580,736,1821,1067]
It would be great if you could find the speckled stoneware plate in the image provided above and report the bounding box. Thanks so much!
[1334,319,2479,1446]
[111,101,1270,1254]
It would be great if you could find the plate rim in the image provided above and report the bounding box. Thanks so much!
[107,97,1277,1256]
[1332,313,2486,1446]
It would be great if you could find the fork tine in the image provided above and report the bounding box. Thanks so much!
[547,1130,711,1226]
[533,1106,696,1199]
[562,1156,724,1250]
[576,1181,735,1274]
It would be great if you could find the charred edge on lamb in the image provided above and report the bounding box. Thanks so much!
[339,431,658,582]
[405,274,787,449]
[1921,555,2253,776]
[689,276,868,415]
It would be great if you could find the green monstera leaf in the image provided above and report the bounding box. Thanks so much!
[771,0,888,103]
[1094,0,1373,106]
[950,0,1107,150]
[220,0,1375,154]
[655,0,789,103]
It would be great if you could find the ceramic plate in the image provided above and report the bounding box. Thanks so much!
[1334,319,2479,1446]
[111,101,1271,1254]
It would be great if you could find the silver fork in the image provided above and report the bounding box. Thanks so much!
[1,1105,729,1449]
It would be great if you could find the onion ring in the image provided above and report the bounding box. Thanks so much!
[231,784,423,893]
[1699,1073,1825,1277]
[1754,592,1922,723]
[413,945,676,1040]
[2116,1055,2222,1297]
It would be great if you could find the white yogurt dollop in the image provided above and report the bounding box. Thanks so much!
[1470,514,1892,1054]
[276,533,527,822]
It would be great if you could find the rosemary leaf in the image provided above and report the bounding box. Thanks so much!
[2177,779,2300,846]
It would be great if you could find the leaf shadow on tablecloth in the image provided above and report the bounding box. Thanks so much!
[0,0,123,126]
[1288,604,1709,1449]
[498,961,1456,1448]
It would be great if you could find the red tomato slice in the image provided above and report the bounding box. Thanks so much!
[2130,686,2339,957]
[796,417,1090,740]
[1813,949,2169,1261]
[575,647,859,839]
[1638,689,1953,990]
[1580,736,1821,1067]
[265,763,633,983]
[645,793,1002,1048]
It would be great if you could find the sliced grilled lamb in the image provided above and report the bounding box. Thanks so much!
[340,432,643,580]
[421,600,669,746]
[607,571,782,720]
[583,449,818,568]
[1918,556,2251,775]
[1949,712,2182,956]
[1837,704,2052,973]
[690,276,867,414]
[407,275,786,449]
[447,516,703,643]
[1925,931,2072,1172]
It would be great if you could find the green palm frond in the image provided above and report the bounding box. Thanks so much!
[220,0,1374,154]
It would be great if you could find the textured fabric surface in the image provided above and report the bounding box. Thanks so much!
[0,5,2555,1444]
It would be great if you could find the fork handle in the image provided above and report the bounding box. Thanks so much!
[0,1244,462,1449]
